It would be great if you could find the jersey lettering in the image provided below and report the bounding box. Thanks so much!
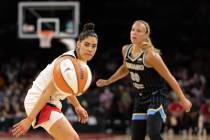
[126,62,144,71]
[133,82,145,89]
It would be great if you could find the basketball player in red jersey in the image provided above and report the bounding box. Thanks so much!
[12,23,98,140]
[96,20,192,140]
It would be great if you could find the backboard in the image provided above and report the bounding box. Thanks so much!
[18,1,80,39]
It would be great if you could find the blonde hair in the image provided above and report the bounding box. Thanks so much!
[135,20,160,54]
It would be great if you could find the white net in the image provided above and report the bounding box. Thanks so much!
[60,38,76,50]
[38,31,54,48]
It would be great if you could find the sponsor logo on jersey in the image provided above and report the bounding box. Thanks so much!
[126,62,144,71]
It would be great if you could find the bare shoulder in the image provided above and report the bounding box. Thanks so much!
[145,48,161,60]
[144,48,163,67]
[122,44,130,55]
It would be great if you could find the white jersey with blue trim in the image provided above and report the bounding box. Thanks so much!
[24,50,76,116]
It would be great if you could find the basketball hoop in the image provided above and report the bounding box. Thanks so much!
[38,30,54,48]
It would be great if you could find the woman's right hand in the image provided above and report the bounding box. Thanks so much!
[96,79,110,87]
[11,117,33,137]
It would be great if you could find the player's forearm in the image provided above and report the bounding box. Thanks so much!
[108,65,129,84]
[67,95,81,108]
[28,81,55,121]
[167,76,186,101]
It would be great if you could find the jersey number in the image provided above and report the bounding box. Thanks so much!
[130,72,140,82]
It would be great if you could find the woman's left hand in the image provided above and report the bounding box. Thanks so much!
[74,105,88,124]
[180,98,192,112]
[11,117,32,137]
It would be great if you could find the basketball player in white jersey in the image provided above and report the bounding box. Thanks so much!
[12,23,98,140]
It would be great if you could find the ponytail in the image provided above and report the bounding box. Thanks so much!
[143,37,160,54]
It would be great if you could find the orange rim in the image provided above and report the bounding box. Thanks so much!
[38,30,54,38]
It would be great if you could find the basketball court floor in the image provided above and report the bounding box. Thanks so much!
[0,132,209,140]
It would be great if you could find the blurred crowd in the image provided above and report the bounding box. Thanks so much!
[0,45,210,136]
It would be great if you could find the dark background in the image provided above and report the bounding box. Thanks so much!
[1,0,209,91]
